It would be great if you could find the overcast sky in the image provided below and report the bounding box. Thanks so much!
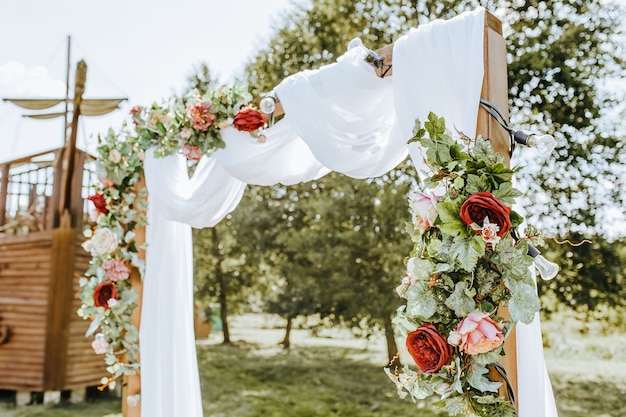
[0,0,298,161]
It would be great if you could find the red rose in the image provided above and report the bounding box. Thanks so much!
[459,192,511,237]
[232,108,266,132]
[88,193,109,215]
[406,324,453,373]
[94,282,118,309]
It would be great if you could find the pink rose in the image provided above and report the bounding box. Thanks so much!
[102,259,130,282]
[409,193,439,234]
[448,311,504,355]
[186,101,216,131]
[182,143,203,161]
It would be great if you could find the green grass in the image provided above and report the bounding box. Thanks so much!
[1,321,625,417]
[198,342,437,417]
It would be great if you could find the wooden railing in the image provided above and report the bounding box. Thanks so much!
[0,147,98,235]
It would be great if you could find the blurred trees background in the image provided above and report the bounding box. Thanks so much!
[192,0,626,359]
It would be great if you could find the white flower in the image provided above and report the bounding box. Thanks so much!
[481,217,501,246]
[82,227,118,256]
[127,394,141,407]
[91,333,109,354]
[108,149,122,164]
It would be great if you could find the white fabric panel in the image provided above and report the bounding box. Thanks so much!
[393,7,486,177]
[217,116,331,185]
[517,313,559,417]
[275,43,408,179]
[144,149,247,228]
[140,203,203,417]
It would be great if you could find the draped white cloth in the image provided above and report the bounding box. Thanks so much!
[140,7,557,417]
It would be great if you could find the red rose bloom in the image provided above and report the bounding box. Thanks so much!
[459,192,511,237]
[232,108,266,132]
[94,282,118,309]
[406,324,453,373]
[88,193,109,215]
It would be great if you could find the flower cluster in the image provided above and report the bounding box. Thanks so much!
[78,127,147,387]
[78,83,267,388]
[131,83,267,160]
[386,113,543,417]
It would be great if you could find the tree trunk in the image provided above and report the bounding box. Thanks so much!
[384,314,400,366]
[212,228,231,344]
[280,315,293,348]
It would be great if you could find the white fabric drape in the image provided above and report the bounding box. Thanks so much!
[140,7,557,417]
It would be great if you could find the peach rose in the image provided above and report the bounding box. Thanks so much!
[409,192,439,234]
[448,311,504,355]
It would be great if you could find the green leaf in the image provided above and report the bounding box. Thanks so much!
[467,364,502,393]
[473,346,504,366]
[506,280,541,324]
[406,282,438,320]
[466,174,491,194]
[445,281,476,317]
[449,235,485,272]
[492,181,522,204]
[438,395,468,416]
[437,201,467,237]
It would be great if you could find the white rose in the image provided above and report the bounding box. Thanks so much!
[108,149,122,164]
[84,227,118,256]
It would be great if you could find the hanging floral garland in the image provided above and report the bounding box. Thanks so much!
[386,113,544,417]
[78,83,268,389]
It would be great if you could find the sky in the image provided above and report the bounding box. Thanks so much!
[0,0,299,161]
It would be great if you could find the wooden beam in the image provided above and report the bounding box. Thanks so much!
[122,178,146,417]
[475,11,519,408]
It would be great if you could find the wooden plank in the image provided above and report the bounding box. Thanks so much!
[476,11,518,407]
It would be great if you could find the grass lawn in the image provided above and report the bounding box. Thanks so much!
[1,314,625,416]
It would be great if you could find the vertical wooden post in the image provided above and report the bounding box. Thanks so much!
[122,178,145,417]
[476,11,519,407]
[0,164,9,227]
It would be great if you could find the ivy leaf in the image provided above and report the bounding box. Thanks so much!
[438,395,468,416]
[425,111,447,136]
[437,201,467,237]
[445,281,476,317]
[506,280,541,324]
[449,235,485,272]
[406,282,438,319]
[473,346,504,366]
[467,364,502,393]
[466,174,491,194]
[492,181,522,204]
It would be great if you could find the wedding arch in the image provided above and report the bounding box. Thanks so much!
[79,8,558,417]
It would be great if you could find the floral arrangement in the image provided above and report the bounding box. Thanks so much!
[78,83,268,390]
[386,113,544,417]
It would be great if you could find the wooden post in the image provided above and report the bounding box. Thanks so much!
[43,227,77,389]
[122,178,146,417]
[0,164,9,227]
[475,11,519,407]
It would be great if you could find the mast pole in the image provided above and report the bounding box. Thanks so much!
[64,36,71,145]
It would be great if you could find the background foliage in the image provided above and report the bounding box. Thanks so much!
[193,0,626,355]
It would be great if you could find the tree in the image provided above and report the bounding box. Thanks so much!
[243,0,625,313]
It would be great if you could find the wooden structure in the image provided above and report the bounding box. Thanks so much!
[0,45,126,403]
[124,10,516,417]
[0,147,103,398]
